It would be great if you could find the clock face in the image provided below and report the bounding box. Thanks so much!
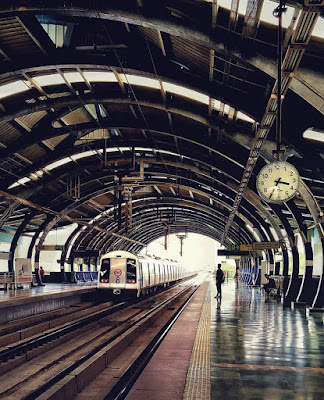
[256,161,300,203]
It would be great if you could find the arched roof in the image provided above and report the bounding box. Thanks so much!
[0,0,323,254]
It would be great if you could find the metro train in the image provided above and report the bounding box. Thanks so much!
[98,250,192,296]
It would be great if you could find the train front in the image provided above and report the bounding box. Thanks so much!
[98,251,138,295]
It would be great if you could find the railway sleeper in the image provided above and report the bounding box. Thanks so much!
[32,286,195,400]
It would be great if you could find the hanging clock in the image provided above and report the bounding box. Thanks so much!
[256,161,300,203]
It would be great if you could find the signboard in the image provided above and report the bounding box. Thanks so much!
[252,242,280,250]
[15,258,32,284]
[219,242,280,256]
[240,244,253,251]
[218,250,249,256]
[36,245,64,251]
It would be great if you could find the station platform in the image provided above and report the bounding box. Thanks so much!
[0,282,96,323]
[1,279,324,399]
[126,279,324,400]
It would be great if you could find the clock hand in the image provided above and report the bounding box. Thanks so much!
[269,186,282,200]
[269,187,275,199]
[274,178,290,186]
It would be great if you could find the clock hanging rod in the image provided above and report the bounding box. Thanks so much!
[273,0,286,161]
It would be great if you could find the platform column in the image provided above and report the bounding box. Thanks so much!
[284,245,300,304]
[296,242,314,305]
[311,236,324,309]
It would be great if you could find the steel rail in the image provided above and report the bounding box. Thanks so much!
[20,281,196,400]
[0,301,128,363]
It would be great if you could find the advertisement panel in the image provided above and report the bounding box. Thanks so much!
[15,258,32,283]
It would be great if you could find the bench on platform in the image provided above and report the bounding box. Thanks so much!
[265,276,284,297]
[0,272,14,290]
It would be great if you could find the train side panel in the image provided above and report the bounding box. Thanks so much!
[98,250,190,296]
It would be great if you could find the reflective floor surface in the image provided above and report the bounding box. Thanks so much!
[211,281,324,400]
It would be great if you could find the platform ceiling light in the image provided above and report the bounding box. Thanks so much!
[303,127,324,143]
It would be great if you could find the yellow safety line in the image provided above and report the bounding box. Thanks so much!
[183,282,211,400]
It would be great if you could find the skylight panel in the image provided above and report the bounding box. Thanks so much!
[163,82,209,104]
[8,182,19,189]
[303,128,324,143]
[206,0,297,30]
[71,150,97,161]
[0,80,31,99]
[64,72,84,83]
[312,17,324,39]
[212,99,221,110]
[40,22,67,48]
[33,74,65,87]
[260,2,295,29]
[237,111,255,123]
[223,104,230,114]
[45,157,72,171]
[83,71,117,83]
[17,177,31,185]
[29,170,44,180]
[122,74,160,89]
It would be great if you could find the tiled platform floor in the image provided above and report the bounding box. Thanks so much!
[0,282,96,302]
[211,281,324,400]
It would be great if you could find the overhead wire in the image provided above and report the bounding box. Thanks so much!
[95,10,172,175]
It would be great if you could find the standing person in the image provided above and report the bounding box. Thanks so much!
[234,266,239,288]
[215,264,225,298]
[39,266,45,282]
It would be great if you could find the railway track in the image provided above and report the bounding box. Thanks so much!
[0,276,202,400]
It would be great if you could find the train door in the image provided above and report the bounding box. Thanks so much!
[143,262,149,287]
[157,263,160,284]
[126,258,136,284]
[138,261,143,289]
[152,263,156,286]
[99,258,110,283]
[110,257,126,287]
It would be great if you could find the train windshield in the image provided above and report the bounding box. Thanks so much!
[126,258,136,283]
[100,258,110,282]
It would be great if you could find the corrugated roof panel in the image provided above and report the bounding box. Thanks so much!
[19,143,47,161]
[0,17,42,56]
[138,26,161,49]
[61,107,93,125]
[0,122,22,144]
[15,111,47,130]
[43,133,69,150]
[75,129,110,145]
[170,36,210,74]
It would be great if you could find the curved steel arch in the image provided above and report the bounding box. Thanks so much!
[0,1,320,114]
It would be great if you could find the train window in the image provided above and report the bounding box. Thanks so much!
[100,258,110,283]
[126,258,136,283]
